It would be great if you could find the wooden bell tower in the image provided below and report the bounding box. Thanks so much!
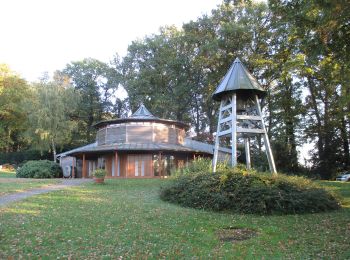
[212,58,277,174]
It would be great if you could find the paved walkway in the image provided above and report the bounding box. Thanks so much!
[0,179,92,207]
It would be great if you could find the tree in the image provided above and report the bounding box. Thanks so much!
[61,58,119,142]
[0,64,29,152]
[119,26,194,124]
[25,76,79,161]
[111,97,129,119]
[269,0,350,178]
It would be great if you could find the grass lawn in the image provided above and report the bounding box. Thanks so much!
[0,173,60,196]
[0,170,16,178]
[0,179,349,258]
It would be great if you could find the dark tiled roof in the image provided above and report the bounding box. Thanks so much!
[58,141,209,156]
[57,139,232,157]
[212,58,266,101]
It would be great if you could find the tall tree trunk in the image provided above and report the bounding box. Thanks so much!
[286,119,298,171]
[322,87,332,179]
[51,138,57,162]
[340,116,350,168]
[307,77,324,160]
[6,129,11,153]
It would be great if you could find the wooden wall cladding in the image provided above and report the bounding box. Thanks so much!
[119,154,127,177]
[106,125,126,144]
[168,128,177,144]
[154,124,169,143]
[127,125,153,143]
[177,129,185,144]
[96,122,186,146]
[127,154,153,177]
[105,155,113,176]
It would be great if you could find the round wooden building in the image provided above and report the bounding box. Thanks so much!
[58,104,225,178]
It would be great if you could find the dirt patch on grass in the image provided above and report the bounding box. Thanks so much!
[217,226,257,242]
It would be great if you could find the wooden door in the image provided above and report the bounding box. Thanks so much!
[127,154,153,177]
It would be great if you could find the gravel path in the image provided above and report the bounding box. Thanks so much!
[0,179,92,207]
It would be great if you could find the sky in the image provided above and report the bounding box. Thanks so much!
[0,0,222,82]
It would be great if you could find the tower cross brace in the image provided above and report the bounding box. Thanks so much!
[212,93,277,174]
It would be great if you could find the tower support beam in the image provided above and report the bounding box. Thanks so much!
[211,57,277,174]
[255,95,277,174]
[244,137,251,170]
[213,100,224,172]
[231,93,237,167]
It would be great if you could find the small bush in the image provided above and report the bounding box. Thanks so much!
[16,160,62,179]
[171,158,230,176]
[92,169,107,178]
[160,165,341,215]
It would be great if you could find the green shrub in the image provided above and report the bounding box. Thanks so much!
[160,166,341,215]
[16,160,62,179]
[92,169,107,178]
[171,158,231,176]
[0,150,52,166]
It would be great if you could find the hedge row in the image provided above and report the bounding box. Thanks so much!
[16,160,62,179]
[161,164,340,215]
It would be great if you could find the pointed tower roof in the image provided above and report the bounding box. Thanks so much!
[93,103,189,129]
[130,103,158,119]
[212,58,266,101]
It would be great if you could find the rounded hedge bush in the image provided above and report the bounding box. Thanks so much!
[16,160,62,179]
[160,167,341,215]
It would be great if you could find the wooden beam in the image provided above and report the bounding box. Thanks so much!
[213,99,224,172]
[237,128,265,134]
[218,128,232,137]
[231,93,237,167]
[82,153,87,178]
[72,157,75,178]
[219,116,233,124]
[158,152,162,178]
[237,115,262,121]
[221,103,233,112]
[114,151,118,177]
[244,138,251,170]
[255,95,277,174]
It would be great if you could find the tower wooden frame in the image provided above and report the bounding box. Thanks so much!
[212,58,277,174]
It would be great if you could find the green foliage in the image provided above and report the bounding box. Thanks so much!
[0,150,52,166]
[269,0,350,177]
[161,166,340,215]
[16,160,62,179]
[171,158,230,176]
[92,169,107,178]
[24,75,79,160]
[61,58,120,142]
[0,64,29,153]
[117,0,350,177]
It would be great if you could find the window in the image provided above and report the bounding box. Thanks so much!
[135,160,139,176]
[152,154,175,176]
[141,160,145,177]
[98,157,105,169]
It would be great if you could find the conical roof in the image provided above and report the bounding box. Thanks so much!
[129,103,159,119]
[93,103,189,129]
[212,58,266,101]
